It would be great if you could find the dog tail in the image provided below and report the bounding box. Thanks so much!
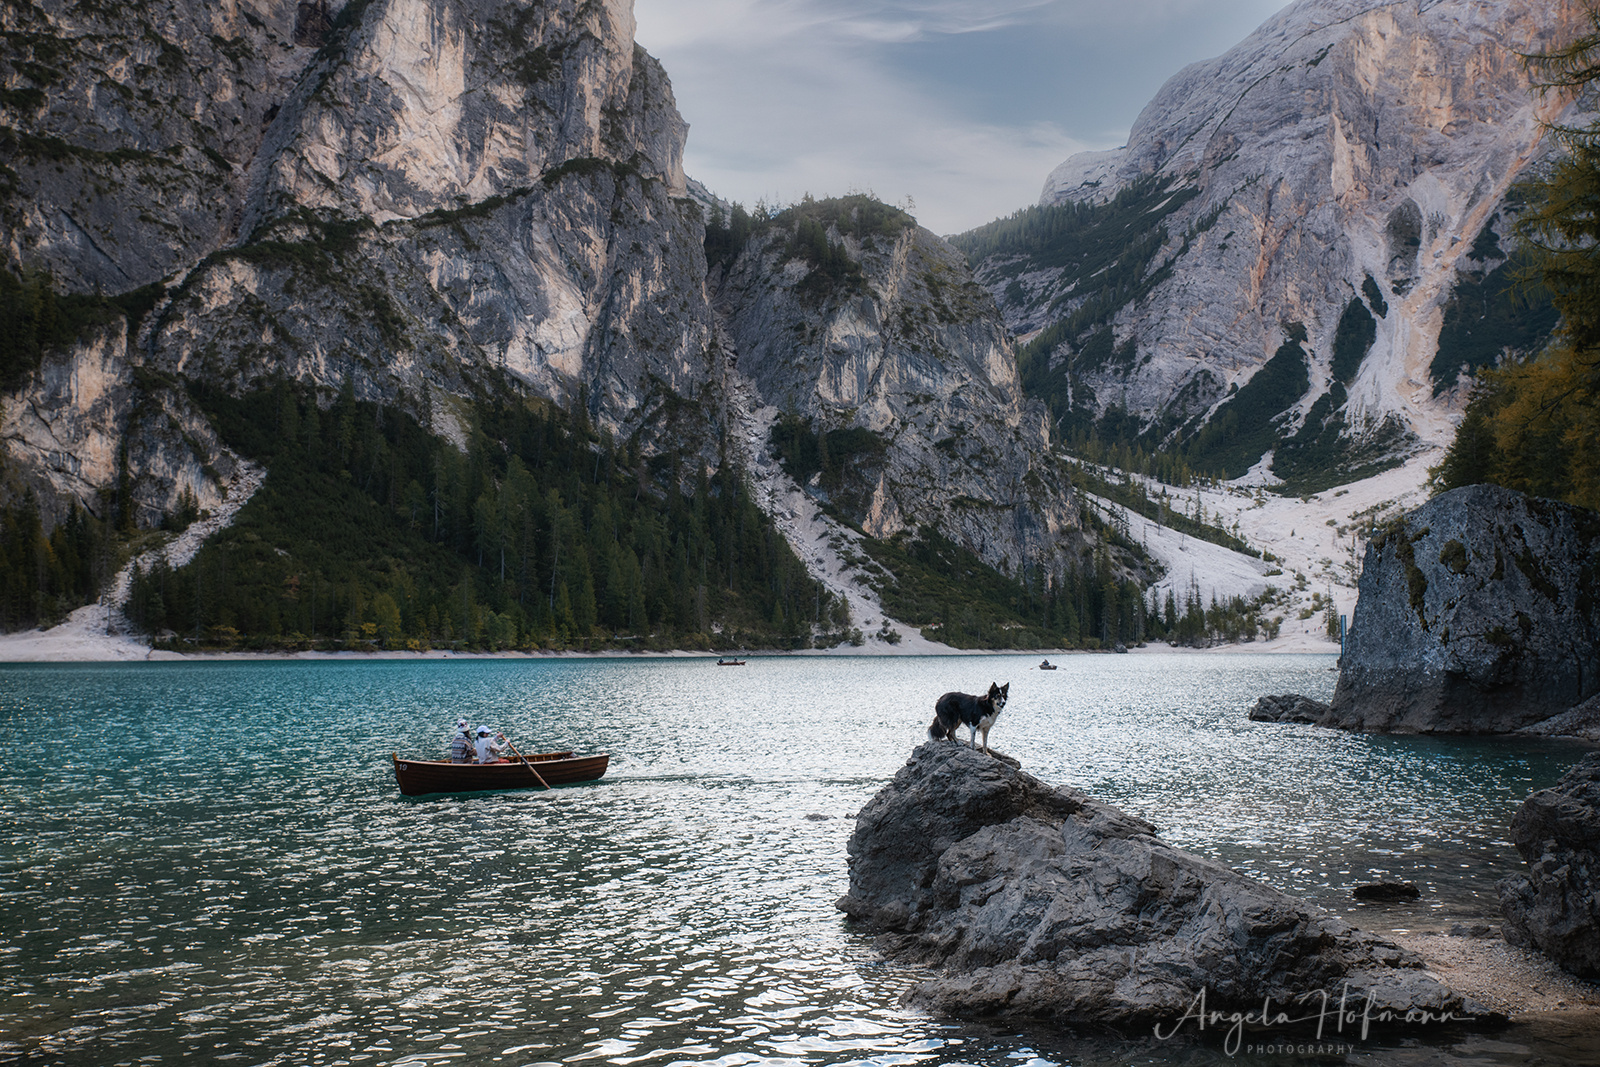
[928,716,944,741]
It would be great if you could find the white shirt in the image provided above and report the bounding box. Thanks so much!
[474,734,504,762]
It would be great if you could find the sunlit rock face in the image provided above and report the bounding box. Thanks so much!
[2,0,717,522]
[982,0,1579,480]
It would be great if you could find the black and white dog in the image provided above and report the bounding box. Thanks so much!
[928,682,1009,754]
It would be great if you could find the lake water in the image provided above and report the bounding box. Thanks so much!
[1,654,1594,1066]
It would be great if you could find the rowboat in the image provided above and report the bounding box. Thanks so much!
[716,658,746,666]
[391,751,609,796]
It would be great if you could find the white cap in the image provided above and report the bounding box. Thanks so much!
[477,725,490,736]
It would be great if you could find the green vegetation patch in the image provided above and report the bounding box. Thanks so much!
[1431,250,1559,395]
[0,500,108,632]
[862,525,1147,650]
[135,383,838,653]
[1271,387,1410,496]
[705,194,912,304]
[1071,462,1258,556]
[769,414,888,520]
[1362,274,1389,318]
[1181,323,1311,479]
[1330,297,1376,385]
[0,267,133,390]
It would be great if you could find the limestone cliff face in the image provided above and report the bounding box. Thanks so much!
[981,0,1580,480]
[158,0,713,436]
[1,0,1088,600]
[714,203,1081,574]
[0,0,294,292]
[1,0,717,528]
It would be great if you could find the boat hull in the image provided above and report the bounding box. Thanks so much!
[392,751,609,796]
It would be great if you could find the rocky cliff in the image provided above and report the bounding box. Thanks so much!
[1328,484,1600,733]
[839,743,1490,1029]
[2,0,716,525]
[713,198,1081,575]
[963,0,1579,489]
[0,0,1085,608]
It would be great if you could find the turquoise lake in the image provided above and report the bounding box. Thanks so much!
[1,653,1594,1066]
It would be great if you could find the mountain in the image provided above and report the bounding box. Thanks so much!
[0,0,1107,649]
[957,0,1577,493]
[710,196,1078,578]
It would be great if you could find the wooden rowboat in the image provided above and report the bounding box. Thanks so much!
[391,751,609,796]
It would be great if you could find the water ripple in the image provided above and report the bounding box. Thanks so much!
[0,656,1593,1066]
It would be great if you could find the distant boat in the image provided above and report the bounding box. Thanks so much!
[716,658,746,666]
[391,751,609,796]
[1038,660,1058,670]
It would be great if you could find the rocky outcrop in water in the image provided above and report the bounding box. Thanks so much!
[1327,484,1600,734]
[1499,752,1600,978]
[838,742,1489,1028]
[1250,693,1332,725]
[968,0,1579,483]
[1518,694,1600,744]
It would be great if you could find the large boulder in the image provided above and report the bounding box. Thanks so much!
[1328,484,1600,733]
[838,743,1490,1028]
[1499,753,1600,978]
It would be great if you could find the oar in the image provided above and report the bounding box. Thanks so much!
[502,735,551,790]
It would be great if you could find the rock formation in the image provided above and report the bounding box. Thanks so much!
[1327,484,1600,733]
[713,200,1081,575]
[0,0,1086,595]
[1500,752,1600,978]
[966,0,1580,484]
[838,742,1489,1028]
[2,0,717,523]
[1518,694,1600,743]
[1249,693,1332,725]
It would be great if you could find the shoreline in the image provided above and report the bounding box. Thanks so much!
[1389,930,1600,1022]
[0,614,1343,663]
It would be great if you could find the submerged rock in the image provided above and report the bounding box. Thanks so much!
[838,743,1490,1028]
[1353,882,1422,902]
[1499,752,1600,978]
[1329,485,1600,734]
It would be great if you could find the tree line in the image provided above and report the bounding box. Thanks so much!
[1434,18,1600,511]
[124,382,845,652]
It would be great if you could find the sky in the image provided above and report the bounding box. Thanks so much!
[633,0,1289,235]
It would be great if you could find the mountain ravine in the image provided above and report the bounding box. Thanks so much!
[0,0,1091,635]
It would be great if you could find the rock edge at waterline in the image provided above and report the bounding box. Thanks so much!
[1500,751,1600,979]
[838,742,1495,1030]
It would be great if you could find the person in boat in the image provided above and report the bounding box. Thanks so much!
[1040,658,1052,669]
[449,718,472,763]
[473,725,508,764]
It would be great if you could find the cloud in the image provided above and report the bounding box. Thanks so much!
[635,0,1286,233]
